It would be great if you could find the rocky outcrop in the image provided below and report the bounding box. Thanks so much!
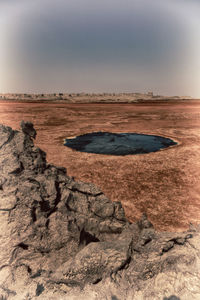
[0,122,200,299]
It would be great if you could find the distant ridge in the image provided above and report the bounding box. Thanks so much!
[0,92,193,103]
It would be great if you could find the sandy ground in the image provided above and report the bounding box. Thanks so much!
[0,100,200,231]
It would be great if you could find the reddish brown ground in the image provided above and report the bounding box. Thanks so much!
[1,100,200,231]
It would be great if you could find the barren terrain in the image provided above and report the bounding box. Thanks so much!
[1,100,200,231]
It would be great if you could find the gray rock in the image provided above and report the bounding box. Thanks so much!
[20,120,37,139]
[72,181,102,196]
[53,234,132,286]
[91,194,114,218]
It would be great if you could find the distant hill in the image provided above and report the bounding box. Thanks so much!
[0,92,193,103]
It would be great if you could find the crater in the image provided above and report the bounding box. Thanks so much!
[64,132,177,156]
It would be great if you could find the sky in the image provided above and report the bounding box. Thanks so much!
[0,0,200,96]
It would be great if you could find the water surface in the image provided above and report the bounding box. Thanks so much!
[64,132,177,155]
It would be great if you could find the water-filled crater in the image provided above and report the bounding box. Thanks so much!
[64,132,177,156]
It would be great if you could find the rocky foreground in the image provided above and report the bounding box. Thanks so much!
[0,122,200,300]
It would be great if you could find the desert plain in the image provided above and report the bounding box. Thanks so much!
[0,99,200,231]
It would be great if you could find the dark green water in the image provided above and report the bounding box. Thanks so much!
[64,132,177,156]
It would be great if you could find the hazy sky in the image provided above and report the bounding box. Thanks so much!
[0,0,200,96]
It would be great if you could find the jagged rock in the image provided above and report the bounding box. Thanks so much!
[0,122,200,299]
[53,233,132,286]
[20,120,37,139]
